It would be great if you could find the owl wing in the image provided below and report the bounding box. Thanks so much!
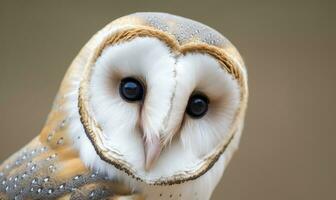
[0,131,143,200]
[0,137,143,200]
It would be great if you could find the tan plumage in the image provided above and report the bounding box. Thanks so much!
[0,85,143,199]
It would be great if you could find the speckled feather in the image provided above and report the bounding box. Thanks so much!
[113,13,245,69]
[0,89,143,199]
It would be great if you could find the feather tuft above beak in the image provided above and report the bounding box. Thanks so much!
[144,135,162,171]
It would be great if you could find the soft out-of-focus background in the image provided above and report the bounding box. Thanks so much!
[0,0,335,199]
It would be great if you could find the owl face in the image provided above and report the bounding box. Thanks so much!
[67,13,248,185]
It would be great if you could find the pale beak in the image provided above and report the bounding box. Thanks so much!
[144,135,162,171]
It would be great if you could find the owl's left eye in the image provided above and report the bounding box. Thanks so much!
[186,93,209,118]
[119,77,144,102]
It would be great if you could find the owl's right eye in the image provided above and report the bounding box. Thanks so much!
[119,77,144,102]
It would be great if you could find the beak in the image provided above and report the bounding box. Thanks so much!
[144,135,162,171]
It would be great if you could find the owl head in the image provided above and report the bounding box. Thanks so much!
[61,12,248,186]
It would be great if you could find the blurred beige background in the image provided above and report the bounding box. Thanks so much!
[0,0,335,199]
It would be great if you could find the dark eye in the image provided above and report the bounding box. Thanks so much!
[119,77,144,102]
[186,94,209,118]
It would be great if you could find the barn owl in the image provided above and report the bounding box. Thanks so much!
[0,12,248,200]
